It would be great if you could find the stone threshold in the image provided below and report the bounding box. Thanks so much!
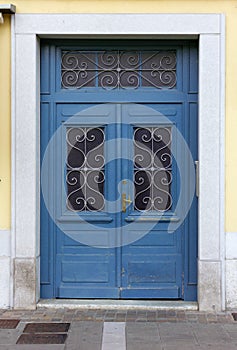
[37,299,198,311]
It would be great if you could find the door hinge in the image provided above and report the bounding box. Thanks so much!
[121,267,125,276]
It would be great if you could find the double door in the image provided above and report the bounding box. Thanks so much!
[40,40,198,300]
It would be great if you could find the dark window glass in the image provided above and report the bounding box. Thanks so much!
[66,127,105,212]
[134,127,172,212]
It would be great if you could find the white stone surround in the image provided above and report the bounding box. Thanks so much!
[0,230,11,308]
[5,13,226,310]
[226,232,237,309]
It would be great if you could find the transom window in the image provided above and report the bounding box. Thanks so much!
[61,50,177,90]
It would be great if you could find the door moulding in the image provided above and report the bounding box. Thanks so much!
[11,13,225,311]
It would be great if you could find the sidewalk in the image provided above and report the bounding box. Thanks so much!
[0,308,236,349]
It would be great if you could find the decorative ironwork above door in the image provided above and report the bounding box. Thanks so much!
[61,50,177,90]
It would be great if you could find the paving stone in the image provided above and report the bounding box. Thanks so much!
[101,322,126,350]
[115,313,127,322]
[222,325,237,340]
[1,308,234,323]
[197,314,208,323]
[127,343,162,350]
[0,330,20,345]
[166,311,176,317]
[126,322,161,349]
[206,315,218,323]
[222,324,237,331]
[0,308,237,349]
[157,311,167,316]
[162,346,201,350]
[192,324,233,345]
[199,346,237,350]
[158,322,193,335]
[161,337,198,346]
[66,321,103,350]
[102,344,126,350]
[158,323,197,346]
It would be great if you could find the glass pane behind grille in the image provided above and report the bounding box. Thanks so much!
[61,53,96,88]
[141,52,176,88]
[134,127,172,212]
[61,50,176,90]
[66,127,105,212]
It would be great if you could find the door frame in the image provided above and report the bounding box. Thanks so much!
[11,13,225,310]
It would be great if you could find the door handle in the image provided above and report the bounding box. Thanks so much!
[122,193,132,212]
[195,160,199,197]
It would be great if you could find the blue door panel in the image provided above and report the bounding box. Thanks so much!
[40,40,198,300]
[53,104,119,298]
[128,231,175,247]
[61,262,110,283]
[128,262,176,284]
[120,103,183,298]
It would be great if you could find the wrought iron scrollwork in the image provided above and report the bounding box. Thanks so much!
[134,127,172,212]
[61,50,177,90]
[66,127,105,212]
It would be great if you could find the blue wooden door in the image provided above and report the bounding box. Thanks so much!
[120,103,183,298]
[40,40,198,300]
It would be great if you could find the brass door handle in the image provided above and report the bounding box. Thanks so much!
[122,193,132,212]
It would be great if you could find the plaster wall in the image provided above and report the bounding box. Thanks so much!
[0,0,236,310]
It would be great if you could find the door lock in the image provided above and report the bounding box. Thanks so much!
[122,193,132,212]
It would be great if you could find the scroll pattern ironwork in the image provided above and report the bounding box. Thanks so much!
[134,127,172,212]
[61,50,176,90]
[66,127,105,212]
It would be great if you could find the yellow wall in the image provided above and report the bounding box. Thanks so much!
[0,0,236,14]
[0,0,237,231]
[0,15,11,229]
